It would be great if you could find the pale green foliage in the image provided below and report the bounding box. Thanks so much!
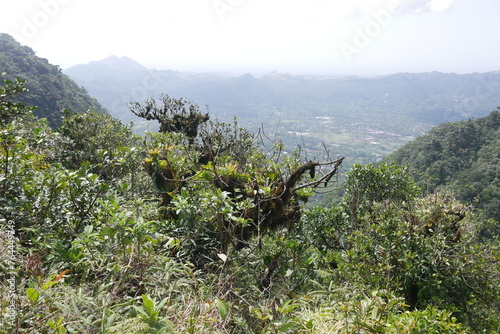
[301,290,465,333]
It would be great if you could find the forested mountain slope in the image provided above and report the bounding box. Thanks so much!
[387,109,500,222]
[0,33,105,126]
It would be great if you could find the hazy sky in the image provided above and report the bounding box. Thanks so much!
[1,0,499,75]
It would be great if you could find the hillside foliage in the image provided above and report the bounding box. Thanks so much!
[1,77,498,333]
[387,109,500,227]
[0,33,106,126]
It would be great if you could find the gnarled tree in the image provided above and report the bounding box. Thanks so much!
[132,97,344,255]
[129,94,209,144]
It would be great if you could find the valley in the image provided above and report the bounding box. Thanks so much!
[64,56,500,164]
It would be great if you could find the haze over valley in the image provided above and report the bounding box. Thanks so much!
[64,55,500,163]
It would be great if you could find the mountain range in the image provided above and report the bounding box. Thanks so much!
[2,31,499,165]
[64,55,500,163]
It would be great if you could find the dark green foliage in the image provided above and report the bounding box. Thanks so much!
[341,193,499,331]
[0,33,106,126]
[387,109,500,225]
[333,164,499,332]
[345,162,421,228]
[0,76,35,126]
[299,206,349,258]
[57,109,141,181]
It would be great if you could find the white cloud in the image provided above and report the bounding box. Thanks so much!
[393,0,456,13]
[427,0,455,12]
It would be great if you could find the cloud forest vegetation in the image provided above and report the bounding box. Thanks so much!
[0,75,499,333]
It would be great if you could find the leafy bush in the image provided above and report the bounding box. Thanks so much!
[339,164,499,331]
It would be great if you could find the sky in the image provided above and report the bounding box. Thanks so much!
[1,0,499,76]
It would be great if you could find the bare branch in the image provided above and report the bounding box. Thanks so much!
[292,157,344,192]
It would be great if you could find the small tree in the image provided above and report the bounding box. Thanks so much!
[129,94,209,144]
[58,109,140,180]
[131,96,344,259]
[345,162,421,230]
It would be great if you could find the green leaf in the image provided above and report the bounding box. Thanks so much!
[305,318,314,328]
[280,322,295,331]
[201,170,213,181]
[47,318,56,328]
[83,225,93,235]
[42,279,58,290]
[278,300,298,314]
[26,288,40,302]
[141,294,155,317]
[215,298,230,320]
[133,306,149,319]
[156,297,168,311]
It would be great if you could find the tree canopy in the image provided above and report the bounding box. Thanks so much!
[130,95,344,254]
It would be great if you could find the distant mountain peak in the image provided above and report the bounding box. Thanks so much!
[89,55,147,71]
[230,73,261,87]
[239,73,256,79]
